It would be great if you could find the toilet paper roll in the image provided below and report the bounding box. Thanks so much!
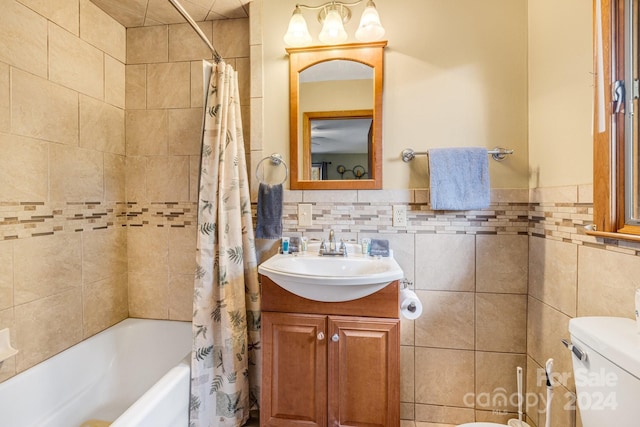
[399,289,422,320]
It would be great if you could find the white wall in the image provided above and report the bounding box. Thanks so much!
[263,0,529,189]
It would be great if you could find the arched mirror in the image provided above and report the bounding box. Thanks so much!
[287,41,386,190]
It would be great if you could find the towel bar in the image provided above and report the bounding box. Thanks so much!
[401,147,514,163]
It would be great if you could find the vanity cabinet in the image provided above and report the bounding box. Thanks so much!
[260,277,400,427]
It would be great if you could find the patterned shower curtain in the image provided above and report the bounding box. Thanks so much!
[190,60,261,427]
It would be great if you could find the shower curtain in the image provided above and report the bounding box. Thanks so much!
[190,60,261,427]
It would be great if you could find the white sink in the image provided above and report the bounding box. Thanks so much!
[258,243,404,302]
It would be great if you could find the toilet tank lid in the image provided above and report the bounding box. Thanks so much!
[569,316,640,379]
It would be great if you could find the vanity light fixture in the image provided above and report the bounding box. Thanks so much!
[284,0,385,47]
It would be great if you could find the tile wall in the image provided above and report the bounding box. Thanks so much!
[123,17,250,320]
[0,0,250,383]
[0,0,127,382]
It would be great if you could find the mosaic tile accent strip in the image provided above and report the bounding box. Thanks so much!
[0,201,198,240]
[266,201,531,236]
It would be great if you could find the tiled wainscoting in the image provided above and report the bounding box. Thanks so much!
[3,185,640,427]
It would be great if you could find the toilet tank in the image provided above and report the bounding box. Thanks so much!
[569,317,640,427]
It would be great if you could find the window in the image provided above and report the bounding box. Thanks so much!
[593,0,640,240]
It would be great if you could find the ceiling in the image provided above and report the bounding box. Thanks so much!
[89,0,250,27]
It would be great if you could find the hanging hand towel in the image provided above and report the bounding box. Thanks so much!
[429,147,490,210]
[255,182,283,239]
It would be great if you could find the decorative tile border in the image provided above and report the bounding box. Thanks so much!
[0,201,197,240]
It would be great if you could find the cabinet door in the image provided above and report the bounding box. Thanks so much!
[262,312,327,427]
[328,316,400,427]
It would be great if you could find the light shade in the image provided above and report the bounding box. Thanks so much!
[283,7,312,47]
[355,0,385,42]
[318,8,348,45]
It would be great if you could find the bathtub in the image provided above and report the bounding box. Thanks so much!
[0,318,192,427]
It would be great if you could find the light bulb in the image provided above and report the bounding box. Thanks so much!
[355,0,385,42]
[283,7,312,47]
[318,8,348,44]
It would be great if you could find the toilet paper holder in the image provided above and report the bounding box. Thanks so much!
[400,278,418,313]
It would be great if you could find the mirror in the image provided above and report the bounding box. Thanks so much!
[287,42,386,190]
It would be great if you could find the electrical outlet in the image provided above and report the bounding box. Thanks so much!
[392,205,407,227]
[298,203,313,226]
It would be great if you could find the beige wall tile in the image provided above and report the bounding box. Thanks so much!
[526,356,577,427]
[415,290,474,350]
[49,22,104,99]
[127,25,169,64]
[14,288,83,372]
[250,44,263,99]
[129,271,168,319]
[578,245,640,318]
[147,62,191,109]
[529,185,578,204]
[249,0,262,46]
[527,297,573,390]
[529,237,577,317]
[126,156,148,202]
[414,403,474,424]
[168,108,204,155]
[146,156,190,202]
[0,308,16,381]
[12,69,79,145]
[400,403,414,421]
[0,133,48,202]
[80,0,126,63]
[476,293,527,353]
[105,55,126,109]
[169,227,196,275]
[128,226,169,275]
[476,235,528,294]
[400,317,414,346]
[168,274,193,321]
[50,144,104,202]
[475,352,526,412]
[0,62,9,132]
[80,95,125,154]
[190,155,201,202]
[17,0,79,35]
[415,347,475,407]
[125,109,168,155]
[14,233,82,305]
[83,273,128,337]
[1,1,48,77]
[236,57,251,107]
[250,98,263,151]
[0,241,13,311]
[169,21,214,62]
[90,0,146,27]
[126,64,147,109]
[105,153,126,202]
[212,18,249,58]
[475,410,516,424]
[415,234,475,291]
[83,228,127,285]
[191,60,206,108]
[401,345,415,403]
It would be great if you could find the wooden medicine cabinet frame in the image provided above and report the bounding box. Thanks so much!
[287,41,386,190]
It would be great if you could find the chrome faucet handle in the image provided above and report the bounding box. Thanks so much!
[319,239,327,254]
[339,240,348,256]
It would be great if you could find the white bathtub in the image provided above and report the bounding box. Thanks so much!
[0,318,192,427]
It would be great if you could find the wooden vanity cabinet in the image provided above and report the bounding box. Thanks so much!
[261,277,400,427]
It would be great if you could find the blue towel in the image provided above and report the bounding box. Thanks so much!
[429,147,490,210]
[255,183,283,239]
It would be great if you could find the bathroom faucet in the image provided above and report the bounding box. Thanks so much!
[319,229,347,256]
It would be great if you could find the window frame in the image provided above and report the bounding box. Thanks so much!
[592,0,640,241]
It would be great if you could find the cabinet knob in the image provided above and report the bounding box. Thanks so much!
[331,333,339,342]
[317,332,325,341]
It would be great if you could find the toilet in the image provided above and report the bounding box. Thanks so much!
[567,316,640,427]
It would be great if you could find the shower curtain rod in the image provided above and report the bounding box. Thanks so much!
[168,0,222,63]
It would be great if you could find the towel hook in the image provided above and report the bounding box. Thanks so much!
[256,153,288,185]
